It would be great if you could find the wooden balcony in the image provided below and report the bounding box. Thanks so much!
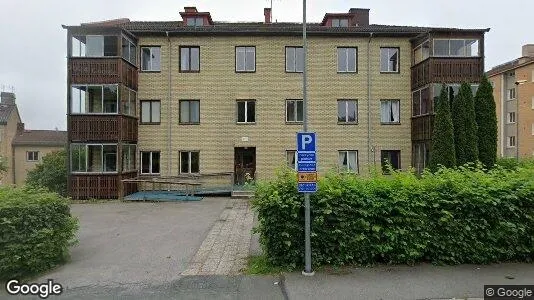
[69,114,138,142]
[411,57,483,90]
[69,58,138,90]
[411,114,435,142]
[70,171,137,200]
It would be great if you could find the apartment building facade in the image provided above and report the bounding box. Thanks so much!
[64,6,488,199]
[487,44,534,159]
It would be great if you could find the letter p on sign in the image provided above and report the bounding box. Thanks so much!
[297,132,316,152]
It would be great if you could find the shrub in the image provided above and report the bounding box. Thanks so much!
[429,84,456,170]
[253,166,534,268]
[0,187,78,279]
[475,76,498,169]
[26,150,67,197]
[452,82,478,165]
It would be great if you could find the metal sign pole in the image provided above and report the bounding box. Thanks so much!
[302,0,314,276]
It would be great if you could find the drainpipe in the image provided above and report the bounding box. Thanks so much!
[367,33,374,168]
[166,31,172,176]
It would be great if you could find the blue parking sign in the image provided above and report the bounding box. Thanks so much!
[297,132,316,153]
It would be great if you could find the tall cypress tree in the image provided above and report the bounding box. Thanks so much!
[475,76,498,169]
[429,85,456,170]
[452,82,478,165]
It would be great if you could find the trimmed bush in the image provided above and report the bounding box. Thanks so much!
[0,187,78,279]
[253,167,534,268]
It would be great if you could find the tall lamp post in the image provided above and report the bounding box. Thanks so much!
[515,79,527,162]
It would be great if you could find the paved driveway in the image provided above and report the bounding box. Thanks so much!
[38,199,228,292]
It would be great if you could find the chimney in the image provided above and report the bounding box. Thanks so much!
[16,122,24,134]
[264,8,271,24]
[0,92,15,105]
[184,6,198,13]
[522,44,534,57]
[349,8,370,26]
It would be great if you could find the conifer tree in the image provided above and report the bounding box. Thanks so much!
[429,85,456,170]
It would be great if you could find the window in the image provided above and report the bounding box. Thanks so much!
[121,36,136,65]
[381,100,400,124]
[140,100,161,124]
[337,47,357,72]
[237,100,256,123]
[235,47,255,72]
[508,88,516,100]
[338,151,358,173]
[186,17,204,26]
[413,143,429,174]
[180,151,199,174]
[121,87,136,116]
[180,100,200,124]
[122,144,136,172]
[337,100,357,123]
[381,150,401,173]
[286,47,304,72]
[286,99,304,123]
[70,144,117,173]
[331,18,349,27]
[286,150,297,170]
[380,47,399,73]
[508,112,516,123]
[180,46,200,72]
[71,35,118,57]
[433,39,480,57]
[508,136,516,147]
[141,47,161,71]
[412,87,431,116]
[141,151,160,174]
[71,85,118,114]
[413,41,430,65]
[27,151,39,162]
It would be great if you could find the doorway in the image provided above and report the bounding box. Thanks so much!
[234,147,256,185]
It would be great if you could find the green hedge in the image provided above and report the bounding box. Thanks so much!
[253,166,534,269]
[0,187,78,279]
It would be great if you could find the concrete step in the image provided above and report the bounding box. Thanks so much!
[231,190,254,198]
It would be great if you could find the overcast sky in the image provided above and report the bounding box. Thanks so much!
[0,0,531,130]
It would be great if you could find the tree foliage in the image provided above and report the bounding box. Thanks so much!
[452,83,478,165]
[26,150,67,196]
[475,75,498,168]
[429,85,456,170]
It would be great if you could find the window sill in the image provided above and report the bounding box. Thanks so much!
[140,122,161,125]
[380,71,400,74]
[139,173,161,176]
[180,70,200,73]
[179,122,200,125]
[411,114,433,118]
[235,70,256,73]
[381,122,401,125]
[71,172,119,175]
[140,70,161,73]
[236,122,256,125]
[337,122,358,125]
[337,71,358,74]
[285,121,304,125]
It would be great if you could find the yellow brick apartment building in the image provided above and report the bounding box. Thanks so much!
[64,6,488,199]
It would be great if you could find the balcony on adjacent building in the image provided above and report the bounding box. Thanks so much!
[69,58,138,90]
[69,114,137,142]
[411,57,483,90]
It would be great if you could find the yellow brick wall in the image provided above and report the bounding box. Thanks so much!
[137,36,412,180]
[13,146,64,186]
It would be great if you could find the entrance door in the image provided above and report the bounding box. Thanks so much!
[234,147,256,185]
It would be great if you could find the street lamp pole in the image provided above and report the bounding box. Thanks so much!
[302,0,313,276]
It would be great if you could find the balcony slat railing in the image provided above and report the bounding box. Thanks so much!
[70,115,137,142]
[411,57,482,89]
[69,58,137,90]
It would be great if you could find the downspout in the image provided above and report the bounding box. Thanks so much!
[367,33,374,168]
[166,31,172,175]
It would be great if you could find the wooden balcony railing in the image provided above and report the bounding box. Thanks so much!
[411,57,483,90]
[69,114,137,142]
[70,171,137,200]
[411,114,435,142]
[69,58,138,90]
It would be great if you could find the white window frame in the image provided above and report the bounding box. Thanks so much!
[380,47,399,73]
[140,100,161,124]
[186,17,204,26]
[286,99,304,123]
[140,151,160,175]
[180,151,200,174]
[508,112,516,124]
[413,40,430,65]
[331,18,349,27]
[70,144,118,174]
[285,46,304,73]
[70,84,119,115]
[432,39,480,57]
[122,87,137,117]
[121,35,136,65]
[381,99,401,124]
[337,47,357,73]
[26,151,39,162]
[121,144,137,172]
[235,46,256,72]
[286,150,297,170]
[507,88,516,100]
[338,150,359,173]
[507,136,516,148]
[337,99,358,123]
[236,100,256,124]
[140,46,161,71]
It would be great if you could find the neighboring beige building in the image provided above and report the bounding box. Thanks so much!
[487,44,534,158]
[12,126,67,185]
[64,6,488,199]
[0,92,66,186]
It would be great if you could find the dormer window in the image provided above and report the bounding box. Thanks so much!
[186,17,204,26]
[332,18,349,27]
